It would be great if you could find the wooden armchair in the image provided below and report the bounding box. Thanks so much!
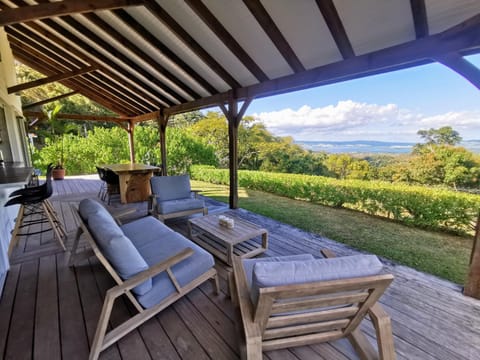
[148,175,207,222]
[231,251,395,359]
[69,199,218,360]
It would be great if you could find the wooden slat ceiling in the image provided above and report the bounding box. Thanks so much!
[2,0,480,120]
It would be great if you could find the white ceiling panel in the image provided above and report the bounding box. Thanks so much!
[158,0,258,87]
[334,0,415,55]
[261,0,343,69]
[126,6,231,93]
[203,0,294,79]
[426,0,480,34]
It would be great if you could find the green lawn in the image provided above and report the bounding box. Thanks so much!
[192,180,473,284]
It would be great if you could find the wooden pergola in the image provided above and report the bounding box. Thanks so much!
[2,0,480,298]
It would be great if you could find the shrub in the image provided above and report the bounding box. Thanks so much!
[191,165,480,234]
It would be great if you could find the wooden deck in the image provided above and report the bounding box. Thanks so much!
[1,176,479,360]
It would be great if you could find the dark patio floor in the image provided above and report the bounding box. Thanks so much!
[1,175,479,359]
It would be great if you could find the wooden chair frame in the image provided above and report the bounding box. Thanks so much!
[148,189,208,222]
[69,205,219,360]
[231,252,395,360]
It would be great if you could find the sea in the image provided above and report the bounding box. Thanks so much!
[296,140,480,154]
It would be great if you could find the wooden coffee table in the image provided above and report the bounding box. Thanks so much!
[187,214,268,266]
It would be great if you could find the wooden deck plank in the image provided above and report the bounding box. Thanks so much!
[4,260,37,360]
[0,263,21,358]
[1,176,479,360]
[34,255,61,359]
[57,251,90,360]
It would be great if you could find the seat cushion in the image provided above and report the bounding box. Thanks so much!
[250,255,383,304]
[150,175,192,201]
[84,203,152,296]
[130,219,215,308]
[156,198,205,215]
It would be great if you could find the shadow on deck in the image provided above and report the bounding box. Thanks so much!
[1,175,479,359]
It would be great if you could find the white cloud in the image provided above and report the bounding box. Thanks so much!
[253,101,480,142]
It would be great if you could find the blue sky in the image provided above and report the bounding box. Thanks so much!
[239,54,480,143]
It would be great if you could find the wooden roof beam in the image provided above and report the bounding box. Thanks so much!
[0,0,145,26]
[164,13,480,116]
[184,0,269,82]
[410,0,429,38]
[435,53,480,90]
[243,0,305,73]
[144,0,241,88]
[58,16,177,106]
[8,66,97,94]
[22,90,79,109]
[315,0,355,59]
[82,12,197,101]
[7,28,146,115]
[112,9,217,95]
[14,19,164,110]
[11,44,131,116]
[23,110,128,123]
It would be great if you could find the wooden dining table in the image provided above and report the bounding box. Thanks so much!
[99,163,160,204]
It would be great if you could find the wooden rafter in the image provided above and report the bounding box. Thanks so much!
[315,0,355,59]
[165,13,480,116]
[7,29,146,115]
[82,12,197,101]
[23,111,128,123]
[435,53,480,90]
[144,0,241,89]
[0,0,145,26]
[242,0,305,73]
[184,0,269,82]
[131,110,161,123]
[112,9,217,95]
[10,41,131,116]
[15,19,164,110]
[410,0,429,38]
[8,66,97,94]
[57,16,176,107]
[22,91,78,109]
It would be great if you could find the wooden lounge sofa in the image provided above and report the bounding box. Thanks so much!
[69,199,219,360]
[148,175,207,222]
[231,251,395,359]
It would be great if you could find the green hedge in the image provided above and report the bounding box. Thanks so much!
[191,165,480,234]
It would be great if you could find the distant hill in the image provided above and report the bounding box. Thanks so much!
[296,140,480,154]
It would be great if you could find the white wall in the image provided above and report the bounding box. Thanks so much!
[0,28,26,163]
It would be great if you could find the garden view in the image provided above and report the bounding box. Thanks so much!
[20,63,478,285]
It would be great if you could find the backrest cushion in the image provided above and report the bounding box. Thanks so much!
[150,175,191,201]
[78,198,110,223]
[80,199,152,296]
[251,255,383,305]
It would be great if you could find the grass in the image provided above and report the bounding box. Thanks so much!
[192,180,473,284]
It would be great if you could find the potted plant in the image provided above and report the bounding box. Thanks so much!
[45,105,69,180]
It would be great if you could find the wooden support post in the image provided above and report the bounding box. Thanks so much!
[465,212,480,298]
[127,120,135,164]
[220,95,253,209]
[157,110,168,176]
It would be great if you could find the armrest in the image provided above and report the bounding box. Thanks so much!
[148,194,157,214]
[107,248,194,298]
[191,189,202,198]
[111,208,137,225]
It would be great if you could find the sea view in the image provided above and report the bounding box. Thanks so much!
[297,140,480,154]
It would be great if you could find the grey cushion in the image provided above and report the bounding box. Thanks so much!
[156,198,204,215]
[78,198,110,223]
[150,175,192,201]
[86,206,152,296]
[128,217,215,308]
[242,254,315,290]
[251,255,383,305]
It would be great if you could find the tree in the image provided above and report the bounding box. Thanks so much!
[416,126,462,148]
